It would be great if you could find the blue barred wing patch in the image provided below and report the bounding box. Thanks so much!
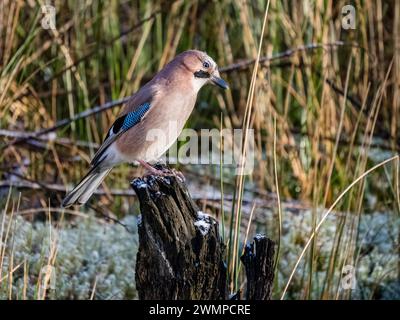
[104,102,151,140]
[91,102,151,167]
[121,102,151,131]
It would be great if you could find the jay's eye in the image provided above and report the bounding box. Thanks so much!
[203,61,210,68]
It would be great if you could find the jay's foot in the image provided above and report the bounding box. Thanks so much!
[138,160,165,176]
[138,160,185,182]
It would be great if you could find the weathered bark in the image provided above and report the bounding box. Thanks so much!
[132,174,227,299]
[240,236,275,300]
[132,171,275,300]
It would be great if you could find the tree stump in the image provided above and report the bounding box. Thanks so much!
[131,174,227,299]
[240,236,275,300]
[131,171,275,300]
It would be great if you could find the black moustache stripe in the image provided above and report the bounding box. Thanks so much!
[194,70,210,78]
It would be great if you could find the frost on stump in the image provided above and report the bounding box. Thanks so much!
[131,169,275,300]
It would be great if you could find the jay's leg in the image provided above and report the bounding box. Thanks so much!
[138,160,165,175]
[138,160,185,181]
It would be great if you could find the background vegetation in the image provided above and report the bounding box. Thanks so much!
[0,0,399,299]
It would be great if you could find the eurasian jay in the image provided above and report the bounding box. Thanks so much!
[62,50,229,207]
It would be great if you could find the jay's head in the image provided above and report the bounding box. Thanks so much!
[169,50,229,91]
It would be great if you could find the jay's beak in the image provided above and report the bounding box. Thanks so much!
[210,71,229,90]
